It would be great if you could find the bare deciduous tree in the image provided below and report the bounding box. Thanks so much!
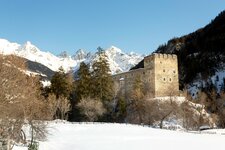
[0,55,51,150]
[151,97,179,129]
[77,97,106,122]
[126,75,146,124]
[46,94,71,120]
[214,92,225,128]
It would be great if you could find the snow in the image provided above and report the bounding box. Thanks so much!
[40,80,51,87]
[0,39,20,55]
[211,69,225,92]
[188,68,225,98]
[14,121,225,150]
[16,41,78,72]
[154,96,186,102]
[105,46,143,74]
[0,39,143,75]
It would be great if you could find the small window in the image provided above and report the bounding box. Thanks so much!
[163,78,166,82]
[163,69,165,72]
[173,70,176,74]
[160,61,162,64]
[169,78,172,82]
[143,72,145,75]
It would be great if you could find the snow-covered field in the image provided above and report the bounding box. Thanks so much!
[14,121,225,150]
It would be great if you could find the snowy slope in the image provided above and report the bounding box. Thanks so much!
[14,121,225,150]
[0,39,143,74]
[0,39,20,55]
[188,67,225,98]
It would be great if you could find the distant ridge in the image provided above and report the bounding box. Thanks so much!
[0,39,144,78]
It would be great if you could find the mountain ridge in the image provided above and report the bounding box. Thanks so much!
[0,38,144,77]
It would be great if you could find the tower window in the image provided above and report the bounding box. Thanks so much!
[163,69,165,72]
[169,78,172,82]
[163,78,166,82]
[173,70,176,74]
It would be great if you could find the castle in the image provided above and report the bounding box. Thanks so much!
[112,53,179,98]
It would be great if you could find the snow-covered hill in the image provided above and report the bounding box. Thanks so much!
[14,121,225,150]
[0,39,144,74]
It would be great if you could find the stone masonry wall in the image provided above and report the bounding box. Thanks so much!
[112,53,179,98]
[153,54,179,97]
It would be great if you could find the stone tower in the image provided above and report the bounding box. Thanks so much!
[112,53,179,98]
[150,53,179,97]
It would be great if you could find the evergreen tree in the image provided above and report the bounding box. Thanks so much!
[113,95,127,122]
[50,67,73,119]
[50,67,73,99]
[76,62,91,100]
[91,47,113,102]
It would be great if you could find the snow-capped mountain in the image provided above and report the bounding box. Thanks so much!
[104,46,144,74]
[0,39,20,55]
[72,49,91,61]
[0,39,144,75]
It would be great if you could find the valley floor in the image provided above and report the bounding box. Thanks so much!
[14,121,225,150]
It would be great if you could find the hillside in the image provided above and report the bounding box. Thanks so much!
[132,10,225,90]
[14,121,225,150]
[26,59,55,80]
[157,10,225,88]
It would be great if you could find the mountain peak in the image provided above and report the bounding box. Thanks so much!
[23,41,35,48]
[76,49,87,55]
[106,46,122,54]
[58,51,69,58]
[25,41,32,45]
[21,41,40,54]
[72,49,88,60]
[0,38,144,74]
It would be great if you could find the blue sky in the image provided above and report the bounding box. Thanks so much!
[0,0,224,55]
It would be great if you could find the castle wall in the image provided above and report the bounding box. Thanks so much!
[112,53,179,98]
[112,68,147,97]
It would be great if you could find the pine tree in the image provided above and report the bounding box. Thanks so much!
[76,62,91,100]
[91,47,113,102]
[50,67,73,99]
[50,67,73,119]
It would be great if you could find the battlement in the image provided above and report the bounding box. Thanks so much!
[144,53,177,60]
[153,53,177,59]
